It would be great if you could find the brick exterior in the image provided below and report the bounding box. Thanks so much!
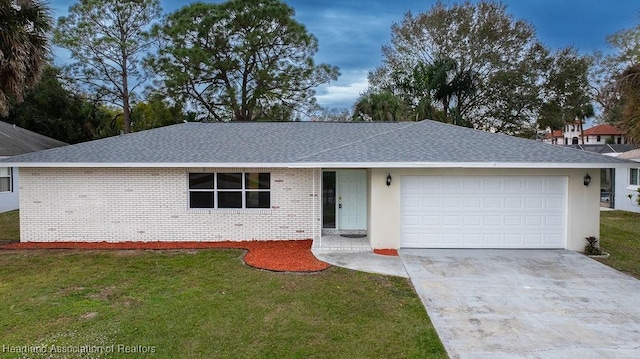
[19,167,321,242]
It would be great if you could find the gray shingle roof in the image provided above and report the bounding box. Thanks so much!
[0,120,631,167]
[0,121,68,156]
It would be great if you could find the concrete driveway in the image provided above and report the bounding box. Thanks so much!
[400,249,640,359]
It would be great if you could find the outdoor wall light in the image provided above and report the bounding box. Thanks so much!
[584,173,591,187]
[386,173,392,187]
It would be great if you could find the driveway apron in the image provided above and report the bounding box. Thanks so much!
[400,249,640,359]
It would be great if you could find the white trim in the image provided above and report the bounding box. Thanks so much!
[0,166,12,193]
[3,161,634,169]
[187,172,271,210]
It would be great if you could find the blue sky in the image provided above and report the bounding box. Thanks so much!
[50,0,640,110]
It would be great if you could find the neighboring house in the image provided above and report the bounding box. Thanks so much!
[0,120,630,251]
[612,149,640,213]
[0,121,67,213]
[543,122,628,145]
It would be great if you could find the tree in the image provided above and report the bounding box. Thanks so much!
[593,21,640,140]
[130,92,188,131]
[6,65,115,143]
[412,57,477,124]
[147,0,339,122]
[367,1,551,134]
[0,0,52,116]
[618,64,640,142]
[352,91,409,122]
[538,47,594,143]
[54,0,162,133]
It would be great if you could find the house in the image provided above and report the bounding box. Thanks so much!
[562,144,640,207]
[611,149,640,213]
[0,120,630,251]
[0,121,67,213]
[543,121,628,145]
[583,124,627,145]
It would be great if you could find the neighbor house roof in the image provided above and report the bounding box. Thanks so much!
[0,121,67,157]
[544,130,563,139]
[583,124,625,136]
[0,120,631,168]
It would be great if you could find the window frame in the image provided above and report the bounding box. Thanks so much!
[629,168,640,187]
[0,167,12,193]
[187,172,271,210]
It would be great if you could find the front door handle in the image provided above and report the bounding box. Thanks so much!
[338,204,342,209]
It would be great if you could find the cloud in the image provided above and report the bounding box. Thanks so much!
[315,70,369,109]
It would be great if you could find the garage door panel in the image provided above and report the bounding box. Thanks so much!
[545,216,563,227]
[525,216,544,227]
[505,198,523,208]
[463,216,481,226]
[402,214,420,226]
[504,216,523,226]
[505,178,524,192]
[525,178,545,191]
[485,234,501,245]
[462,179,482,191]
[443,215,460,226]
[443,179,462,191]
[546,198,563,209]
[484,198,503,208]
[401,176,567,249]
[525,198,544,209]
[525,234,544,245]
[462,234,482,245]
[463,197,482,207]
[442,234,461,244]
[484,216,501,226]
[484,177,502,190]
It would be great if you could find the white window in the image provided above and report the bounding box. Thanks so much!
[0,167,12,192]
[630,168,639,186]
[188,172,270,209]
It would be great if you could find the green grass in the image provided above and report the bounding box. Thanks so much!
[0,210,19,242]
[0,249,446,358]
[599,210,640,279]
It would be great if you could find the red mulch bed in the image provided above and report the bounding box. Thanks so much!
[373,248,399,256]
[0,240,330,273]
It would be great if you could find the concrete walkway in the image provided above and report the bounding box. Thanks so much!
[400,249,640,359]
[312,249,409,278]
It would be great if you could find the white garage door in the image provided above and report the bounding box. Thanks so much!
[401,176,567,249]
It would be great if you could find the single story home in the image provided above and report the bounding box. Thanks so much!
[612,149,640,213]
[0,120,630,251]
[0,121,67,213]
[561,143,640,207]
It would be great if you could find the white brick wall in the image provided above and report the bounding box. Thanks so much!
[19,167,321,242]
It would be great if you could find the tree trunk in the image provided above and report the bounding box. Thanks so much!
[122,46,131,133]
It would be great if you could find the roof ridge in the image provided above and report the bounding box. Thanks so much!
[293,121,422,161]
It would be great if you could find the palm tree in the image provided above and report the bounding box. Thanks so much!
[414,57,476,123]
[619,64,640,143]
[0,0,52,117]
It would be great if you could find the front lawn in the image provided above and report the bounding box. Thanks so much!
[0,249,446,358]
[599,210,640,279]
